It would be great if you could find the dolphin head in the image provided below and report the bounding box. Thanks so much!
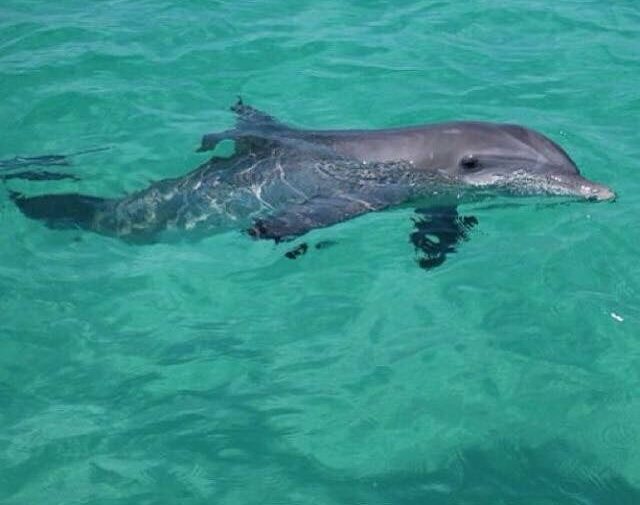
[432,123,615,202]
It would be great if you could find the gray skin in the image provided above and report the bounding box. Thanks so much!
[12,100,614,262]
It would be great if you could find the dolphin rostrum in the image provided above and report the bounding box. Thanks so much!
[8,99,614,268]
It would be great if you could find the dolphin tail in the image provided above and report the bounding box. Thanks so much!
[10,191,107,230]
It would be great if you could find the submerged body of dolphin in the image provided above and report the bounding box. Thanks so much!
[8,99,614,268]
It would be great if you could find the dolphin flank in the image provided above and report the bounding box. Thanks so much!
[8,98,614,268]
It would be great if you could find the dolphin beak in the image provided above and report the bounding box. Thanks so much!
[547,174,616,202]
[575,178,616,201]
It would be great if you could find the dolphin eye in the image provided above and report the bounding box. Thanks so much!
[460,155,480,170]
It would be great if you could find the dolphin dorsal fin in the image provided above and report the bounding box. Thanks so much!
[231,97,286,131]
[199,98,290,152]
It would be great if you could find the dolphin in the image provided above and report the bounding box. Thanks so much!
[8,99,614,268]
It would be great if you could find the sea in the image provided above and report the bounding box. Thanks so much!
[1,1,639,503]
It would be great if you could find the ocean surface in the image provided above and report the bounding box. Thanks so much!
[1,1,639,503]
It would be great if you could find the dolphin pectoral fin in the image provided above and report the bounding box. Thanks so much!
[410,206,477,270]
[248,195,387,242]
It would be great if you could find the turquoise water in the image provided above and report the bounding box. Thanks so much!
[1,1,640,503]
